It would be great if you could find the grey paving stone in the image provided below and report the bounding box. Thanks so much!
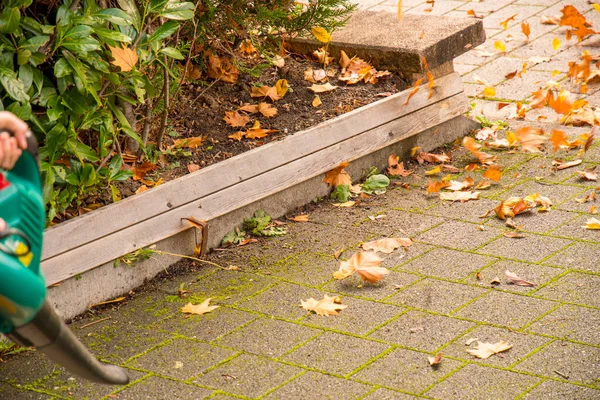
[415,220,502,250]
[548,214,600,242]
[114,376,212,400]
[360,388,418,399]
[193,354,303,397]
[214,317,321,358]
[498,180,585,204]
[186,270,277,305]
[514,341,600,386]
[554,190,599,213]
[475,234,572,263]
[264,371,372,400]
[378,187,440,212]
[423,197,503,223]
[454,291,557,328]
[483,209,577,234]
[381,242,434,269]
[522,380,600,399]
[534,272,600,308]
[237,282,326,320]
[441,325,549,367]
[511,32,570,59]
[527,304,600,345]
[543,242,600,272]
[126,339,236,380]
[302,296,404,335]
[155,307,258,341]
[281,333,389,376]
[475,260,565,292]
[455,63,479,76]
[0,383,52,399]
[388,279,488,314]
[353,209,445,238]
[368,311,475,352]
[323,270,422,300]
[308,201,389,230]
[410,0,464,15]
[464,57,528,86]
[397,247,496,281]
[0,351,59,386]
[493,72,553,101]
[456,0,517,13]
[264,252,337,286]
[352,348,463,394]
[424,364,539,399]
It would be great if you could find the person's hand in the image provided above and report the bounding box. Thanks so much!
[0,112,28,170]
[0,218,6,233]
[0,111,28,149]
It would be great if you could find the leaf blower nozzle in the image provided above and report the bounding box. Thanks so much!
[7,301,129,385]
[0,129,129,385]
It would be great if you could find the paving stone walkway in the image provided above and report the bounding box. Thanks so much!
[3,1,600,399]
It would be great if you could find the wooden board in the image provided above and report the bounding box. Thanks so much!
[42,73,465,261]
[42,90,467,285]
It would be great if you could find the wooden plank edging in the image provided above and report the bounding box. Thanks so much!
[42,73,464,261]
[42,87,467,285]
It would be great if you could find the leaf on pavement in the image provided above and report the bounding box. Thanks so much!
[483,165,502,182]
[550,130,570,152]
[181,298,219,316]
[446,177,474,191]
[504,231,525,239]
[288,214,309,223]
[223,111,250,127]
[440,191,480,202]
[494,40,506,53]
[463,137,496,164]
[397,0,403,21]
[428,353,443,366]
[494,197,530,220]
[552,37,561,51]
[467,340,513,359]
[427,179,450,193]
[362,237,412,254]
[108,45,138,72]
[387,154,414,177]
[333,251,388,283]
[553,159,582,170]
[521,22,531,40]
[583,217,600,229]
[576,166,598,181]
[333,201,356,207]
[505,270,536,286]
[323,161,352,187]
[301,294,347,316]
[515,126,547,152]
[415,151,451,164]
[559,5,596,42]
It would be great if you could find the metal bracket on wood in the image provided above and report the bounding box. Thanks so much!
[182,217,208,257]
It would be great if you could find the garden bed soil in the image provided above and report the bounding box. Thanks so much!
[113,55,406,200]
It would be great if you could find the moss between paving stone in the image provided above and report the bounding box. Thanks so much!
[360,387,424,399]
[280,332,390,377]
[440,325,550,369]
[453,290,557,329]
[424,363,540,399]
[367,311,475,353]
[113,375,213,399]
[263,370,373,400]
[387,278,489,314]
[474,260,565,293]
[513,340,600,387]
[526,304,600,346]
[397,247,497,282]
[542,242,600,273]
[214,317,322,358]
[0,383,54,399]
[126,338,237,380]
[351,347,464,394]
[521,380,600,399]
[322,270,422,301]
[533,271,600,308]
[193,353,303,398]
[475,233,572,263]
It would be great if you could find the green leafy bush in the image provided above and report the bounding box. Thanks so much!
[0,0,355,223]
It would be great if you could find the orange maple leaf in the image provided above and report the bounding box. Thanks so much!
[483,165,502,182]
[323,161,352,187]
[333,251,388,283]
[108,46,138,72]
[223,111,250,128]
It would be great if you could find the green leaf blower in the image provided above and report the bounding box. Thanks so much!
[0,130,129,385]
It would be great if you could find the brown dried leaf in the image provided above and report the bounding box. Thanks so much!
[309,83,338,93]
[181,298,219,316]
[362,237,412,254]
[323,161,352,187]
[467,341,513,359]
[333,251,388,283]
[440,191,480,202]
[288,214,309,223]
[505,270,536,286]
[301,294,347,316]
[553,159,582,170]
[251,85,281,101]
[521,21,531,40]
[207,54,239,83]
[503,231,524,239]
[576,166,597,181]
[404,78,424,106]
[133,162,158,181]
[483,165,502,182]
[387,154,414,177]
[187,164,200,173]
[223,111,250,128]
[428,353,443,366]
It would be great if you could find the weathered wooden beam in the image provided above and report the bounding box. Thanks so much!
[42,73,466,285]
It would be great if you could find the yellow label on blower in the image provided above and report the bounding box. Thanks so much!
[16,242,33,267]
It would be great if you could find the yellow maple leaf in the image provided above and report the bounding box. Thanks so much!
[301,295,347,316]
[108,45,138,72]
[494,40,507,52]
[552,37,561,51]
[311,27,331,43]
[181,298,219,316]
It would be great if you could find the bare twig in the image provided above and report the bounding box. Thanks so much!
[156,55,170,149]
[174,78,219,119]
[153,249,227,270]
[138,98,153,157]
[95,144,115,173]
[79,316,112,329]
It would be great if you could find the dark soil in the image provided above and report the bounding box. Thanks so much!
[117,55,407,198]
